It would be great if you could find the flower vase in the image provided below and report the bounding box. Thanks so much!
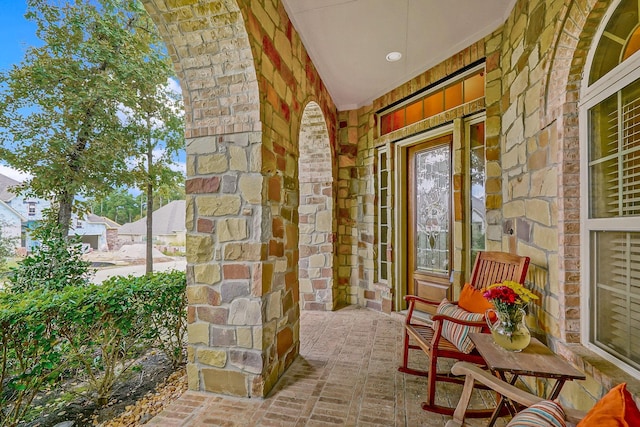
[485,308,531,352]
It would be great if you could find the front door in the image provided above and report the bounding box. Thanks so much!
[407,135,452,313]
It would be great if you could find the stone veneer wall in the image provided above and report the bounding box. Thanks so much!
[141,0,640,410]
[106,229,118,251]
[492,0,613,411]
[356,0,640,411]
[142,0,338,398]
[334,110,363,306]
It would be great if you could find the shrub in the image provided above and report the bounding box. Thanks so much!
[61,271,186,404]
[55,282,151,406]
[7,221,92,293]
[0,270,187,421]
[137,270,187,367]
[0,290,67,427]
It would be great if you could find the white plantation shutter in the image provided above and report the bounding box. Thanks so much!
[589,77,640,370]
[621,89,640,216]
[590,81,640,218]
[593,232,640,366]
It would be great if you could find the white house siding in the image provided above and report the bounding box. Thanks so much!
[0,202,22,247]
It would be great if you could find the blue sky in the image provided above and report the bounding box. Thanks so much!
[0,1,186,184]
[0,1,35,181]
[0,2,37,73]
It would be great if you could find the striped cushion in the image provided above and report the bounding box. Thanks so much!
[507,400,567,427]
[436,299,484,354]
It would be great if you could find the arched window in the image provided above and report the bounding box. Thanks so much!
[581,0,640,375]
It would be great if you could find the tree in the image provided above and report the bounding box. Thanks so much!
[126,74,184,274]
[0,0,176,237]
[89,188,141,223]
[154,181,185,210]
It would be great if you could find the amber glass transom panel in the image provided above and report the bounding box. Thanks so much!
[379,69,485,136]
[424,91,444,117]
[590,0,640,85]
[380,109,406,135]
[405,99,423,126]
[464,72,484,103]
[444,82,463,111]
[414,144,450,275]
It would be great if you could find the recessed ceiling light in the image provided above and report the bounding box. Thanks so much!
[386,51,402,62]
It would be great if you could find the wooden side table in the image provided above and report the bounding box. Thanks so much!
[469,333,585,427]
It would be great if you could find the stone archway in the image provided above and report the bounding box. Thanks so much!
[141,0,339,398]
[298,102,336,311]
[141,0,266,397]
[542,0,608,344]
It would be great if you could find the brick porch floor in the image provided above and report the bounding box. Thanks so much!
[148,306,507,426]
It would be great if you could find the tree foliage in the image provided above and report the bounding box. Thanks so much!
[0,0,179,237]
[89,183,185,225]
[90,188,142,224]
[0,220,18,273]
[7,217,92,293]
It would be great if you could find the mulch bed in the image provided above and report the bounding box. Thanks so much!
[24,352,187,427]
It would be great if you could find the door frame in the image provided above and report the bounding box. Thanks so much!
[393,124,455,311]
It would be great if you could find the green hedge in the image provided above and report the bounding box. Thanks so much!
[0,270,186,426]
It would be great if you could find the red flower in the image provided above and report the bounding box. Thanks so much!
[484,286,518,304]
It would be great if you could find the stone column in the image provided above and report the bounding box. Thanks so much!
[185,132,266,397]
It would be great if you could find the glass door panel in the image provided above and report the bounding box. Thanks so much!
[407,134,452,311]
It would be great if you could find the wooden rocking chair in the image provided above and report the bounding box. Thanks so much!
[398,251,530,417]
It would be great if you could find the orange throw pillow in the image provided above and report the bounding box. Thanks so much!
[577,383,640,427]
[458,283,494,315]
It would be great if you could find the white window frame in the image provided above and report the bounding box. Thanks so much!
[376,145,389,284]
[464,114,486,274]
[580,0,640,378]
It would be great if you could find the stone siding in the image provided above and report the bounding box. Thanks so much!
[357,0,637,411]
[141,0,640,411]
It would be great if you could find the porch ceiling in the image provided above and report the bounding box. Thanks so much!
[280,0,516,111]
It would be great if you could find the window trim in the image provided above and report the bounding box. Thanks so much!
[377,64,485,137]
[580,0,640,378]
[464,114,486,275]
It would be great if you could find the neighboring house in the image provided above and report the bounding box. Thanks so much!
[0,200,24,248]
[0,174,49,222]
[118,200,185,246]
[0,173,50,250]
[0,173,118,251]
[71,214,120,251]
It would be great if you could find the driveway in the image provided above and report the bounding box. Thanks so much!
[91,258,187,284]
